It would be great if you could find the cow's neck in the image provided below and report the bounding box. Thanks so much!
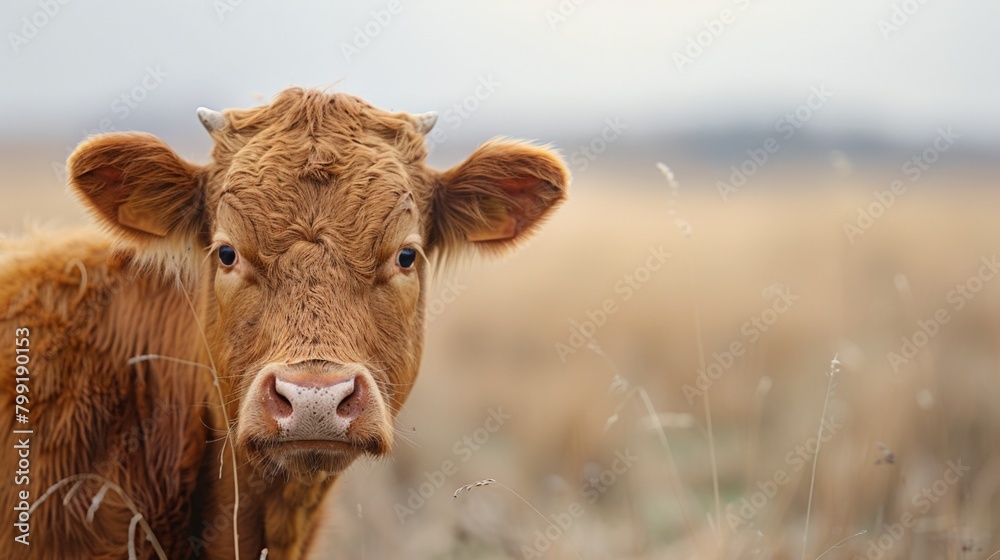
[258,471,338,558]
[201,452,338,559]
[208,461,336,560]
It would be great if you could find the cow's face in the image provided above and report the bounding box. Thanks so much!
[67,88,568,478]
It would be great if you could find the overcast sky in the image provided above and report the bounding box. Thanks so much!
[2,0,998,154]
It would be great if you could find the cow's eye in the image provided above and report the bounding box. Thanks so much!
[397,248,417,269]
[218,245,237,267]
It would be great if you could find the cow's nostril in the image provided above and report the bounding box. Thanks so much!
[266,375,293,419]
[336,377,367,420]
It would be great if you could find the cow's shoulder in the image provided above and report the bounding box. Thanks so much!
[0,228,219,559]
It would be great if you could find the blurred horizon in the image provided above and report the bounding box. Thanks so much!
[3,0,999,172]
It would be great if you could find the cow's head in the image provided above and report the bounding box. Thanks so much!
[67,88,568,478]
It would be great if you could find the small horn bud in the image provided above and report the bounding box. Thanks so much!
[196,107,227,133]
[415,112,438,134]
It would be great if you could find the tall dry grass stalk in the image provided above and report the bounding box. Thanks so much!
[658,161,721,544]
[587,342,700,547]
[688,257,722,544]
[30,474,167,559]
[129,285,242,558]
[453,478,583,560]
[801,354,840,559]
[814,529,866,559]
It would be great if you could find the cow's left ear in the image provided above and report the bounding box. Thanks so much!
[432,139,569,255]
[68,132,204,243]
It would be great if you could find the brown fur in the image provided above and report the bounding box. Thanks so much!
[0,87,568,559]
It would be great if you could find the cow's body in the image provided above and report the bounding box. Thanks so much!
[0,88,568,559]
[0,233,217,558]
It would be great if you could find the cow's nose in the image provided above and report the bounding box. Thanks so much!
[263,366,370,440]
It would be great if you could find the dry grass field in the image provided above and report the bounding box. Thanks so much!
[2,154,999,559]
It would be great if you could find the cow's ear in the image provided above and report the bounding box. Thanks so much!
[432,139,569,255]
[68,132,205,243]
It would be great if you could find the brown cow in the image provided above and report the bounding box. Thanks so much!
[0,87,568,559]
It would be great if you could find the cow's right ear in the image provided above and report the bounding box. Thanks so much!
[68,132,204,243]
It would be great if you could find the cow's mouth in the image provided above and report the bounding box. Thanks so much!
[247,435,387,476]
[271,436,387,456]
[274,439,355,452]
